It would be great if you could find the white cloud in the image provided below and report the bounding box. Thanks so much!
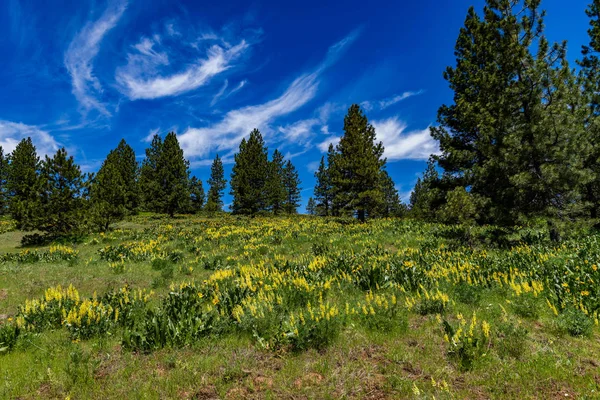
[307,160,320,172]
[317,136,340,152]
[211,80,229,106]
[116,38,249,100]
[277,118,319,144]
[0,120,60,156]
[143,128,160,143]
[379,90,423,109]
[165,23,179,37]
[178,31,359,159]
[64,0,127,117]
[211,79,248,107]
[229,79,247,96]
[372,117,438,161]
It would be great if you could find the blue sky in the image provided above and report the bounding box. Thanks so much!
[0,0,591,210]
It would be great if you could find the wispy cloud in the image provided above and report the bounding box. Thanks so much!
[277,118,319,145]
[361,90,423,112]
[372,117,438,161]
[143,128,160,143]
[211,80,229,106]
[64,0,127,117]
[210,79,248,107]
[178,30,360,159]
[379,90,423,109]
[116,36,249,100]
[307,160,320,172]
[0,120,60,156]
[228,80,247,96]
[317,136,340,152]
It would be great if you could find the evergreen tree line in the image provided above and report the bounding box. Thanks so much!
[0,128,310,238]
[407,0,600,236]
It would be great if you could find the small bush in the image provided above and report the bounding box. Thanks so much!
[151,257,171,271]
[0,323,20,353]
[311,242,331,257]
[64,347,97,387]
[511,294,540,319]
[496,321,528,359]
[168,249,185,263]
[454,283,482,306]
[443,313,490,371]
[556,307,593,337]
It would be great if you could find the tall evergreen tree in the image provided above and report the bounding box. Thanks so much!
[379,170,403,217]
[139,135,164,212]
[282,160,301,214]
[266,149,286,214]
[313,155,332,216]
[410,159,445,221]
[206,154,227,212]
[90,160,126,231]
[580,0,600,220]
[139,133,190,216]
[6,138,40,229]
[431,0,590,228]
[0,147,7,215]
[306,197,317,215]
[37,148,85,236]
[331,104,386,221]
[89,139,140,231]
[157,132,191,217]
[189,176,205,213]
[108,139,140,214]
[230,129,269,214]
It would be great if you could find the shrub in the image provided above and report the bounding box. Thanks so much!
[496,321,528,359]
[454,282,482,306]
[556,307,593,337]
[352,292,406,332]
[443,313,490,371]
[511,294,540,319]
[284,297,343,351]
[168,249,185,263]
[0,323,20,353]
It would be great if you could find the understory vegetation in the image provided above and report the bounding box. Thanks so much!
[1,215,600,398]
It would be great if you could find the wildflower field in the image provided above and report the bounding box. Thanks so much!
[1,216,600,399]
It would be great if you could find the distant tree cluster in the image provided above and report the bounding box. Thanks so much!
[230,129,301,215]
[408,0,600,238]
[0,134,227,238]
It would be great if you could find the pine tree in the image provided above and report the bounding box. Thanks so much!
[432,0,591,228]
[410,159,445,221]
[379,170,402,217]
[139,133,190,216]
[266,149,286,214]
[230,129,269,214]
[89,139,140,231]
[90,160,126,231]
[108,139,140,214]
[580,0,600,220]
[206,154,227,212]
[306,197,317,215]
[189,176,205,213]
[37,148,85,236]
[139,135,163,212]
[157,132,191,217]
[313,155,332,216]
[0,147,7,215]
[331,104,386,221]
[6,138,40,230]
[282,160,301,214]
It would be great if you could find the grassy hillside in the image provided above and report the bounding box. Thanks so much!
[1,215,599,399]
